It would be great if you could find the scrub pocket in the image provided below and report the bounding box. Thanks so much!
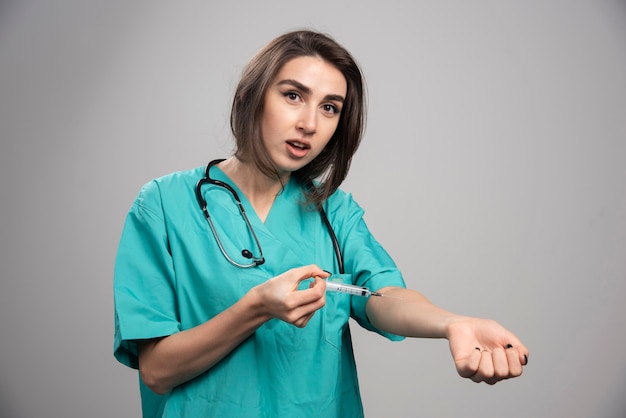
[323,274,352,351]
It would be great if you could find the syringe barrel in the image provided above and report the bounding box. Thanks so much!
[325,281,371,297]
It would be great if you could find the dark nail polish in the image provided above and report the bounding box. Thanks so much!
[524,354,528,365]
[506,344,513,349]
[475,347,481,351]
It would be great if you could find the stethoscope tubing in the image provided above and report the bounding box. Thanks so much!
[195,159,344,273]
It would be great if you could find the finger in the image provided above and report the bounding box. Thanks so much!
[505,341,529,366]
[287,265,326,292]
[506,346,524,377]
[294,264,327,282]
[518,345,530,366]
[491,347,509,380]
[310,275,327,291]
[309,276,326,292]
[502,333,529,366]
[292,313,312,328]
[293,310,317,328]
[284,291,326,322]
[471,350,495,383]
[456,347,482,378]
[287,279,326,307]
[289,299,325,327]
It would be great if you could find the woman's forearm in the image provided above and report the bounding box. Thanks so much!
[366,287,462,338]
[138,288,270,395]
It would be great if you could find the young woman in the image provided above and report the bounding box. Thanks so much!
[114,30,529,417]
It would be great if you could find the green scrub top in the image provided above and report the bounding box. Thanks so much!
[114,164,406,418]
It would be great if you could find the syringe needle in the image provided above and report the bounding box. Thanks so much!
[372,292,403,299]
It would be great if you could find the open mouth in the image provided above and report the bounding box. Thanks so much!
[286,140,310,151]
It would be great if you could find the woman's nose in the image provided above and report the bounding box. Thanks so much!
[296,107,317,135]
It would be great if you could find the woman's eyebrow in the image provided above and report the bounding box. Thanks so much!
[277,79,345,103]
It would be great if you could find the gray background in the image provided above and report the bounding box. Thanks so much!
[1,1,625,417]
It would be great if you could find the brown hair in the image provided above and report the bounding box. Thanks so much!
[230,29,367,207]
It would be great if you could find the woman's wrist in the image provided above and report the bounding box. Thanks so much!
[237,285,273,325]
[442,315,474,340]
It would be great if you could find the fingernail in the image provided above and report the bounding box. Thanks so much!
[323,270,332,275]
[506,344,513,349]
[475,347,480,351]
[524,354,528,365]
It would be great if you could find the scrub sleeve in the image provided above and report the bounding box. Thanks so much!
[323,188,407,338]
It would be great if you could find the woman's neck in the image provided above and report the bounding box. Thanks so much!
[218,157,288,222]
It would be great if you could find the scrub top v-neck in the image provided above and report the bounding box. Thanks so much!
[114,164,406,418]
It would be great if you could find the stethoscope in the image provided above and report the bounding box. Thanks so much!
[195,159,345,273]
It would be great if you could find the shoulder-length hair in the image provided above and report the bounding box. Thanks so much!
[230,29,367,207]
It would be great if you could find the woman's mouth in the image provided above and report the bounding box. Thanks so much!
[286,140,311,157]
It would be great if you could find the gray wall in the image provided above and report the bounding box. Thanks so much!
[1,1,625,417]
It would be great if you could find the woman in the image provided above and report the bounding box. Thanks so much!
[114,30,529,417]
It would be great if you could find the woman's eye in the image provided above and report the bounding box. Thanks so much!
[284,91,300,101]
[322,104,339,115]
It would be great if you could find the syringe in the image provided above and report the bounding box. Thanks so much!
[325,280,382,297]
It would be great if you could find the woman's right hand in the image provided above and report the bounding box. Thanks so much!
[253,265,329,327]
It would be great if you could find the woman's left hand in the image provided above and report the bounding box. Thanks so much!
[447,317,529,384]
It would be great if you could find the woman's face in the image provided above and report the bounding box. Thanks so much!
[260,55,347,175]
